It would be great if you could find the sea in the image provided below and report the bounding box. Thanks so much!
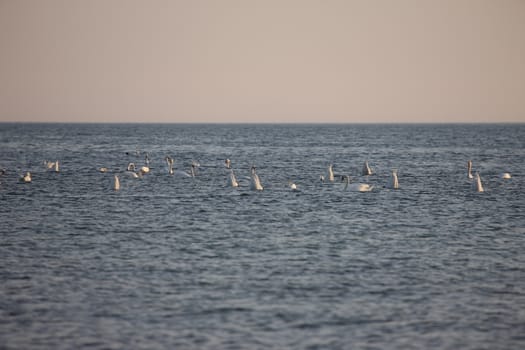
[0,123,524,349]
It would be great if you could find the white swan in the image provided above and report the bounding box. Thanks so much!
[288,181,298,191]
[99,167,108,173]
[387,169,399,189]
[113,174,120,191]
[124,163,143,178]
[326,164,335,183]
[128,160,149,174]
[228,169,239,187]
[362,160,373,176]
[500,172,511,179]
[467,160,474,179]
[44,160,54,169]
[250,166,264,191]
[172,164,196,178]
[165,156,174,175]
[20,172,31,183]
[474,172,484,192]
[343,175,373,192]
[123,170,141,178]
[191,161,200,175]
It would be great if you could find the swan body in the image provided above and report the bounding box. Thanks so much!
[124,164,143,178]
[44,160,59,172]
[388,169,399,189]
[99,167,108,173]
[173,170,192,178]
[343,175,373,192]
[500,172,511,179]
[362,160,373,176]
[288,181,298,191]
[467,160,474,179]
[113,175,120,191]
[172,164,196,178]
[250,166,264,191]
[124,171,140,178]
[474,173,484,192]
[228,169,239,187]
[20,172,32,183]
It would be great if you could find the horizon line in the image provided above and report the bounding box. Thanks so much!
[1,121,524,125]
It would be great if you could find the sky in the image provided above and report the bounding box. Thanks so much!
[1,0,524,123]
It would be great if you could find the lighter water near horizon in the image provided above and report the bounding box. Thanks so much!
[1,123,524,349]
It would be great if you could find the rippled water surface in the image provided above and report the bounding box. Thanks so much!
[1,123,524,349]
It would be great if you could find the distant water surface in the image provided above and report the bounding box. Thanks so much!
[1,123,524,349]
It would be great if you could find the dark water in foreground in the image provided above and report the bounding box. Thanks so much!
[1,123,524,349]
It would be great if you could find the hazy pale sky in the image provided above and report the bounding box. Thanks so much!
[1,0,524,123]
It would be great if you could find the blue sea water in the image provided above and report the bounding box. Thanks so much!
[0,123,524,349]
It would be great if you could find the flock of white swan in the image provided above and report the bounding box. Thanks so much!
[9,155,512,194]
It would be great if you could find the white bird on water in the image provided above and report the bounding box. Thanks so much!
[343,175,373,192]
[387,169,399,189]
[500,172,511,179]
[474,172,484,192]
[225,158,231,169]
[325,164,335,183]
[165,156,174,175]
[288,181,298,191]
[20,172,32,183]
[113,174,120,191]
[172,163,196,178]
[362,160,373,176]
[250,166,264,191]
[467,160,474,179]
[125,163,142,178]
[44,160,59,172]
[228,169,239,187]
